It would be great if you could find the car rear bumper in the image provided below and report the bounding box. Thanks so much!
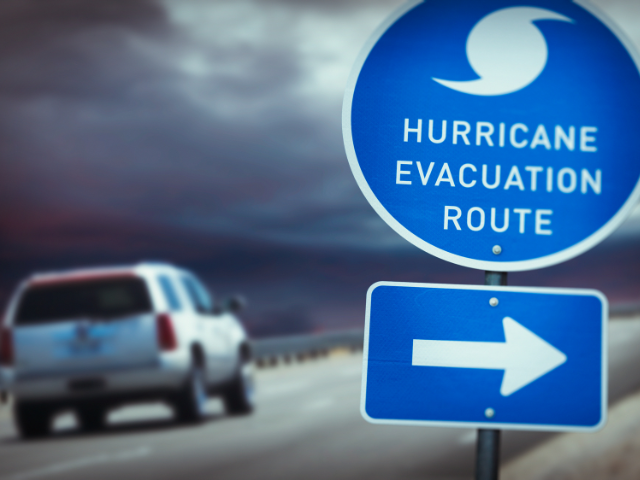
[11,356,189,404]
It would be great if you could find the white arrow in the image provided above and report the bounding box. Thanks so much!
[412,317,567,396]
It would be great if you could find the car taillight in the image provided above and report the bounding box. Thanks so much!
[156,313,177,351]
[0,328,13,366]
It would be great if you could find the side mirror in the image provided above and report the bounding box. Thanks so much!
[225,295,246,314]
[211,303,223,315]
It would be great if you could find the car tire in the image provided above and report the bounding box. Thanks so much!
[223,359,255,416]
[14,401,52,439]
[76,405,108,432]
[173,363,208,423]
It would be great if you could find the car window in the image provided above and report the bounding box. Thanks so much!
[181,277,211,314]
[16,277,152,325]
[192,278,213,312]
[158,275,182,312]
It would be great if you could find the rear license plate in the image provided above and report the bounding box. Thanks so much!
[68,377,106,392]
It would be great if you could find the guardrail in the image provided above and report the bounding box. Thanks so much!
[610,302,640,318]
[251,328,363,368]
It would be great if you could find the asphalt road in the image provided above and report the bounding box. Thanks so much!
[1,318,640,480]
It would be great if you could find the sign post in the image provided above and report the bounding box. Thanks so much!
[479,271,506,480]
[344,1,640,478]
[360,281,608,477]
[476,427,500,480]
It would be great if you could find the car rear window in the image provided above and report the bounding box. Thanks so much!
[16,277,152,325]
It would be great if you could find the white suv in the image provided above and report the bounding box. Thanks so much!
[0,262,254,438]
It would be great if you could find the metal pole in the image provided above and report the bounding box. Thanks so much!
[484,271,507,287]
[475,271,507,480]
[476,429,501,480]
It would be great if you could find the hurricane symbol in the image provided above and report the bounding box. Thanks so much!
[433,7,573,96]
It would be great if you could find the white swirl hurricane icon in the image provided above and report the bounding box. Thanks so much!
[433,7,573,96]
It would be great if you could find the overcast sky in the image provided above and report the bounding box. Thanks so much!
[1,0,639,335]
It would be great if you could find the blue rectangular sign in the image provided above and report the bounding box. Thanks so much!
[361,282,608,432]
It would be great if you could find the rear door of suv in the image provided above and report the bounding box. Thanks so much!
[12,275,160,382]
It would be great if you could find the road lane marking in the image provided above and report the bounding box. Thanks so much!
[111,446,152,461]
[8,446,152,480]
[50,412,76,432]
[109,403,173,424]
[258,381,309,398]
[301,397,334,412]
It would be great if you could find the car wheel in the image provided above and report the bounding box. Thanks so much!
[14,401,52,439]
[223,360,255,416]
[76,405,108,432]
[173,363,208,423]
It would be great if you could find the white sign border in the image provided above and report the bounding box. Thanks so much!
[342,0,640,272]
[360,281,609,432]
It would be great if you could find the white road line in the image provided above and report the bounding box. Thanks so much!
[111,447,152,461]
[258,381,309,398]
[109,403,174,424]
[52,413,76,431]
[301,397,334,412]
[8,446,152,480]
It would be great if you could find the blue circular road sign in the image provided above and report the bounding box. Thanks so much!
[343,0,640,271]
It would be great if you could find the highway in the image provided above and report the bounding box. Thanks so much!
[1,318,639,480]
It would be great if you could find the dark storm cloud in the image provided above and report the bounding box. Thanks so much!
[0,1,168,97]
[0,0,408,258]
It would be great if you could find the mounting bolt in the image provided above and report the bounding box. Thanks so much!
[492,245,502,255]
[489,297,499,307]
[485,408,495,419]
